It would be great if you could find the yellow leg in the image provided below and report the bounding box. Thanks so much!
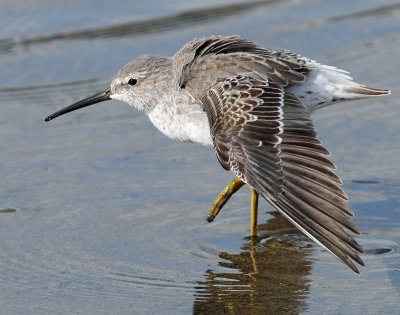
[248,236,259,280]
[250,188,259,237]
[207,178,245,222]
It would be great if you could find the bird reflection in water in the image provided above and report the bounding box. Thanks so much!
[193,212,313,314]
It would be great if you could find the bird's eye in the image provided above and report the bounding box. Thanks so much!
[128,78,138,86]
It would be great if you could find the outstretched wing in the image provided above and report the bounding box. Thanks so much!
[172,35,307,98]
[201,75,364,273]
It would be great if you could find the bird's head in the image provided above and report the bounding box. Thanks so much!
[45,55,171,121]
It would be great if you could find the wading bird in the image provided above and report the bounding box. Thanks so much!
[46,35,390,273]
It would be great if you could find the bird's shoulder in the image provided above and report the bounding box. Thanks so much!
[172,35,308,99]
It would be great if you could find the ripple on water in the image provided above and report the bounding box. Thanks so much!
[362,239,399,260]
[0,208,17,213]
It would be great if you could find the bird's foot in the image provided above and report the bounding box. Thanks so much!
[206,178,245,222]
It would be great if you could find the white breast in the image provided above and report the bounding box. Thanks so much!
[147,92,213,147]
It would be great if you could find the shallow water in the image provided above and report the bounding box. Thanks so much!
[0,0,399,314]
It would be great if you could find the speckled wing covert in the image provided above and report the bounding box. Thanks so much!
[201,75,364,273]
[173,35,307,97]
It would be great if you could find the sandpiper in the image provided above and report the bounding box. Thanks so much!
[45,35,390,273]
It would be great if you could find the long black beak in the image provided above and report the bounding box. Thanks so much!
[45,88,111,121]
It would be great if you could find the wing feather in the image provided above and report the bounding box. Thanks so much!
[201,75,364,273]
[173,35,306,97]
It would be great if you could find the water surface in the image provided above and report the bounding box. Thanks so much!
[0,0,399,314]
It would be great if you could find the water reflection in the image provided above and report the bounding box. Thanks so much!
[194,213,313,314]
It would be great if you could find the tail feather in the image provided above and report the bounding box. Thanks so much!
[290,60,391,111]
[344,85,391,97]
